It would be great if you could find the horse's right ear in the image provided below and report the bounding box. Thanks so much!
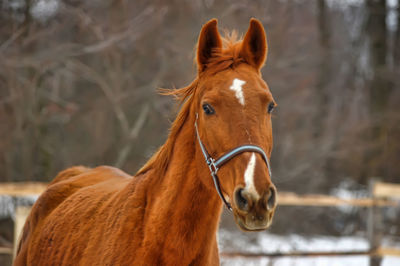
[240,18,268,71]
[197,19,222,73]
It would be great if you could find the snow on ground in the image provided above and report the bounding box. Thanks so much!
[218,229,400,266]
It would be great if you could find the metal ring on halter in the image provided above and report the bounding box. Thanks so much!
[194,113,272,211]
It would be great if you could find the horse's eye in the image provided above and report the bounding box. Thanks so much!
[202,103,215,115]
[268,102,275,113]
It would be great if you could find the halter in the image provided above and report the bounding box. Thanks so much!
[194,114,272,211]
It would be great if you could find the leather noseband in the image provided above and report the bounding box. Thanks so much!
[194,114,272,211]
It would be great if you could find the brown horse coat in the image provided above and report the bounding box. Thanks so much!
[14,18,276,266]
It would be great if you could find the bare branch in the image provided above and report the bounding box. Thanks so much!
[65,59,130,135]
[115,104,150,168]
[0,26,26,54]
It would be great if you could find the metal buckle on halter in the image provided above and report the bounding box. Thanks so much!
[207,158,218,174]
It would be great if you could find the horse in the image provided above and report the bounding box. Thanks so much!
[14,18,277,265]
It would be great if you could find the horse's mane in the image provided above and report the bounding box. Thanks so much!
[135,31,244,177]
[135,81,197,177]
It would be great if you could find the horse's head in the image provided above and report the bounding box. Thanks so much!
[194,19,277,231]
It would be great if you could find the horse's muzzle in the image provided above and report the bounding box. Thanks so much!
[232,185,277,231]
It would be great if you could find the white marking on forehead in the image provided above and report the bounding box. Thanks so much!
[244,153,259,198]
[229,78,246,106]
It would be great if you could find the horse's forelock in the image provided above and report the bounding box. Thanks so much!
[205,31,245,75]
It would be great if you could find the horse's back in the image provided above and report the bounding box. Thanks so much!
[14,165,132,266]
[49,165,90,185]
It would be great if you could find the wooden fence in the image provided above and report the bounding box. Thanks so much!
[1,181,399,263]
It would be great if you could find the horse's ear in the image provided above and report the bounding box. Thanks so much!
[197,19,222,72]
[240,18,268,71]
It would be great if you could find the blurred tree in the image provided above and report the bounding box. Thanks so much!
[363,0,393,183]
[0,0,399,237]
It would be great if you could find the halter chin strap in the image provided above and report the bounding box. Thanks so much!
[194,114,272,211]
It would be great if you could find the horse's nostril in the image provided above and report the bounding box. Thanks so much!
[267,187,276,210]
[235,188,250,211]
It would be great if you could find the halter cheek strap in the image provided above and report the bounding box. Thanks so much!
[194,114,272,211]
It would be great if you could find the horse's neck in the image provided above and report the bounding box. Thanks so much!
[139,114,223,263]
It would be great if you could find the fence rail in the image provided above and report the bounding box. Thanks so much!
[0,247,13,255]
[278,192,396,207]
[373,182,400,199]
[0,182,398,207]
[221,247,400,259]
[0,182,47,196]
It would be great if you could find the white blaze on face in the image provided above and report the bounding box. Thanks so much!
[229,78,246,106]
[244,153,259,198]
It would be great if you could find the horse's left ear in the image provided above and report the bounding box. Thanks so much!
[197,19,222,73]
[240,18,268,71]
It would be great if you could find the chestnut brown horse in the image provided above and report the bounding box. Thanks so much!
[14,18,277,265]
